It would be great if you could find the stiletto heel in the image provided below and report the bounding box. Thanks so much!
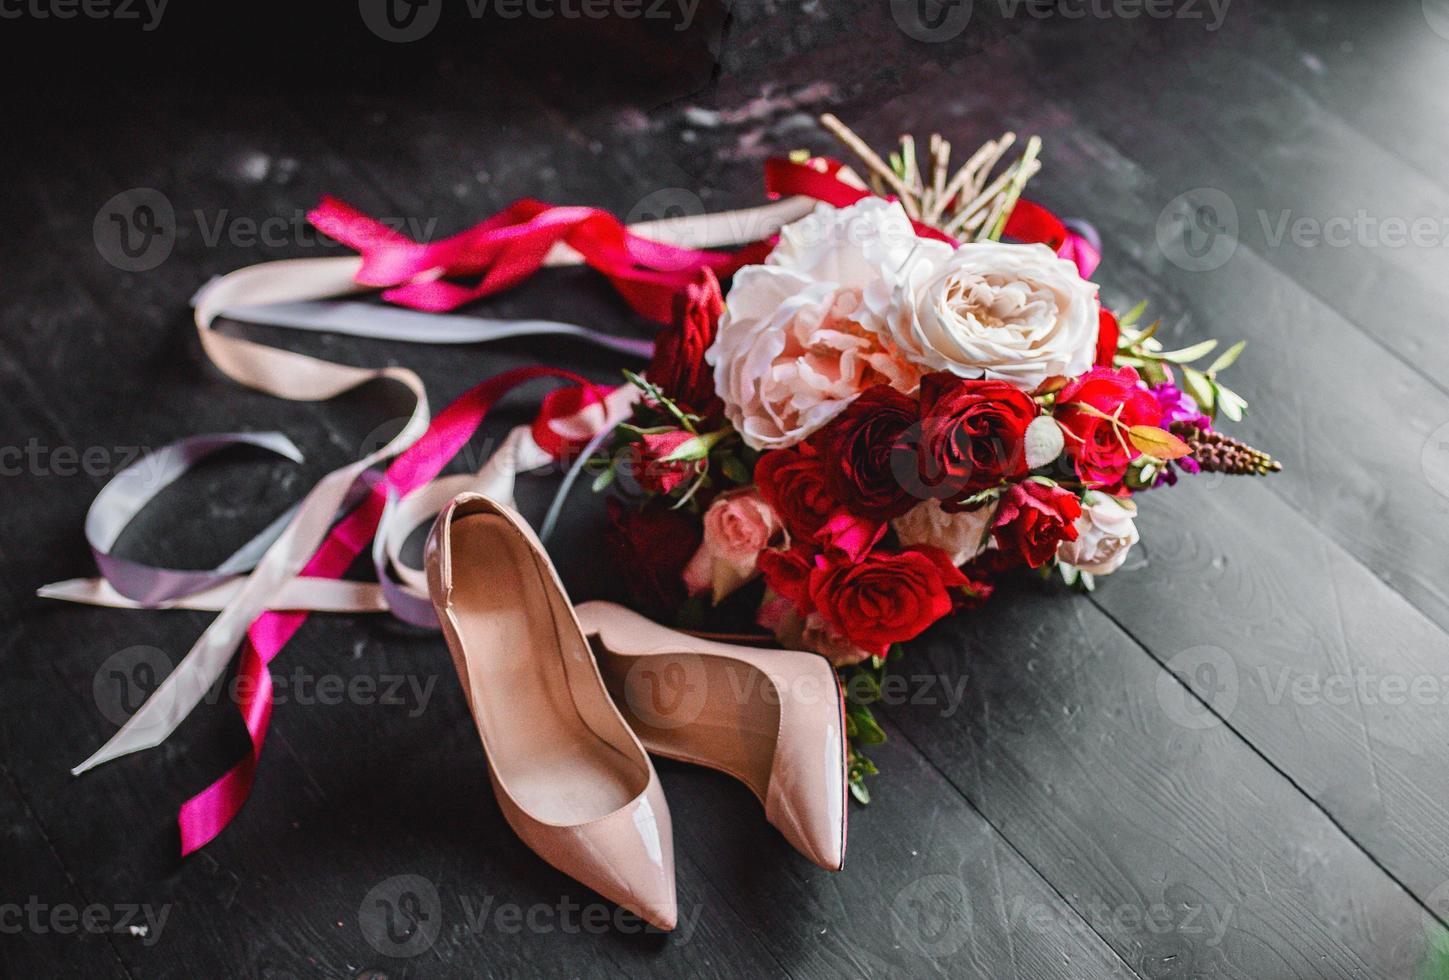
[426,494,677,930]
[576,600,847,871]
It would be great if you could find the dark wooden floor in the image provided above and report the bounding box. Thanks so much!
[4,2,1449,977]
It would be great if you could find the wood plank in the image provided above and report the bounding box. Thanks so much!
[884,584,1441,979]
[1090,476,1449,900]
[982,14,1449,387]
[1264,1,1449,188]
[0,764,130,979]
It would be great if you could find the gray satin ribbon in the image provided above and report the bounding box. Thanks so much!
[210,298,656,360]
[86,432,305,604]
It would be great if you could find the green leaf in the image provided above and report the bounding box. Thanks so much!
[719,453,751,486]
[1206,339,1246,375]
[1214,382,1248,422]
[590,467,615,493]
[1180,365,1216,415]
[1118,299,1149,327]
[660,428,730,463]
[849,775,872,805]
[848,704,887,745]
[1157,339,1219,364]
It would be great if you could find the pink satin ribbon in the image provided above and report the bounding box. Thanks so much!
[310,197,773,325]
[179,366,605,854]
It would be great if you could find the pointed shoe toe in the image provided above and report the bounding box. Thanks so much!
[499,770,678,931]
[764,724,847,871]
[577,600,848,872]
[427,495,679,930]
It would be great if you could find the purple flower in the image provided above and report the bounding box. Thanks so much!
[1146,381,1207,487]
[1150,381,1211,431]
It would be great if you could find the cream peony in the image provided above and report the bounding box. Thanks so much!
[892,498,997,567]
[708,199,927,450]
[883,240,1099,390]
[1057,492,1139,576]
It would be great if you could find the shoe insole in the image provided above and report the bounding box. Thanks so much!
[599,651,780,805]
[450,513,641,824]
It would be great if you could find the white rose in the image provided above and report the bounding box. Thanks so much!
[1057,492,1139,576]
[883,240,1099,390]
[892,498,998,567]
[707,199,932,450]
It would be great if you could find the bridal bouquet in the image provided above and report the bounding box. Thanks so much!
[591,123,1279,798]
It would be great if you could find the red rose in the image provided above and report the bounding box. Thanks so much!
[627,429,702,495]
[649,268,724,421]
[1095,307,1119,367]
[1055,366,1162,487]
[756,445,883,557]
[754,444,841,541]
[915,373,1037,506]
[991,481,1082,568]
[806,547,968,657]
[757,544,817,614]
[811,384,918,520]
[604,498,703,619]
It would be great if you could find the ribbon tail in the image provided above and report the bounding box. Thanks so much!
[70,463,390,775]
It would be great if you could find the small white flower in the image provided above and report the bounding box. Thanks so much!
[892,498,998,567]
[1057,491,1139,576]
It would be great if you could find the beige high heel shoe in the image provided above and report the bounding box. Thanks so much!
[426,494,677,931]
[576,601,848,872]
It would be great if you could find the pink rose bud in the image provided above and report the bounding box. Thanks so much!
[682,490,784,603]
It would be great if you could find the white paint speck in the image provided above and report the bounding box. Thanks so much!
[237,152,270,183]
